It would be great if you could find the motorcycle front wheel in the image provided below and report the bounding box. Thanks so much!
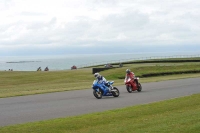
[137,83,142,92]
[126,85,132,93]
[93,89,103,99]
[111,87,120,97]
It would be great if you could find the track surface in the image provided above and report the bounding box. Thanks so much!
[0,78,200,127]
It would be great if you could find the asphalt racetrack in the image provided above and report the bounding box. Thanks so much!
[0,78,200,127]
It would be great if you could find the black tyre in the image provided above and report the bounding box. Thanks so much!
[137,83,142,92]
[126,85,132,93]
[111,87,120,97]
[93,89,102,99]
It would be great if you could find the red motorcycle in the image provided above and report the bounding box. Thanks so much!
[124,77,142,93]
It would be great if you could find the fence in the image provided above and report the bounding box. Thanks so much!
[77,54,200,69]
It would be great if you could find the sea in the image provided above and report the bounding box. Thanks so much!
[0,51,200,71]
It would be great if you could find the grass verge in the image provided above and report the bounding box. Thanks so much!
[1,61,200,98]
[0,93,199,133]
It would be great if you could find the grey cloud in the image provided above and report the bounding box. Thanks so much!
[1,8,199,48]
[0,17,57,46]
[0,23,13,33]
[35,8,200,46]
[1,43,200,56]
[1,0,200,56]
[0,0,13,10]
[27,17,57,30]
[101,11,149,33]
[91,0,119,6]
[20,11,46,16]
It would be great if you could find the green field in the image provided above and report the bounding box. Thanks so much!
[1,58,200,98]
[0,93,199,133]
[0,57,200,132]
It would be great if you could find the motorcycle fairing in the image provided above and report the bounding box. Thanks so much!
[92,80,112,96]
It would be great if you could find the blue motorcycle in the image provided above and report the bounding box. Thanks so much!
[92,80,120,99]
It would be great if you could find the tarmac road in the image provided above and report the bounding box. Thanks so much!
[0,77,200,127]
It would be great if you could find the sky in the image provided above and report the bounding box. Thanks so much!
[0,0,200,56]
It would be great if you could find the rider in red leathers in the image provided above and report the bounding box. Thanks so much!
[125,69,137,87]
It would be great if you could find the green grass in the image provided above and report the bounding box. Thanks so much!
[101,63,200,79]
[0,93,199,133]
[0,58,200,132]
[0,69,93,98]
[1,61,200,98]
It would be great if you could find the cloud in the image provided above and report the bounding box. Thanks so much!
[20,11,46,16]
[0,0,200,56]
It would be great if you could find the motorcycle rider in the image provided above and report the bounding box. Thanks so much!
[94,73,111,92]
[125,69,139,87]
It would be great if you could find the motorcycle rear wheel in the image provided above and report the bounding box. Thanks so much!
[112,87,120,97]
[126,85,132,93]
[93,89,103,99]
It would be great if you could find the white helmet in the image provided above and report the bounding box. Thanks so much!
[94,73,100,78]
[126,69,131,73]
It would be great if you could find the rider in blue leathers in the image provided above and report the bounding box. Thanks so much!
[94,73,111,92]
